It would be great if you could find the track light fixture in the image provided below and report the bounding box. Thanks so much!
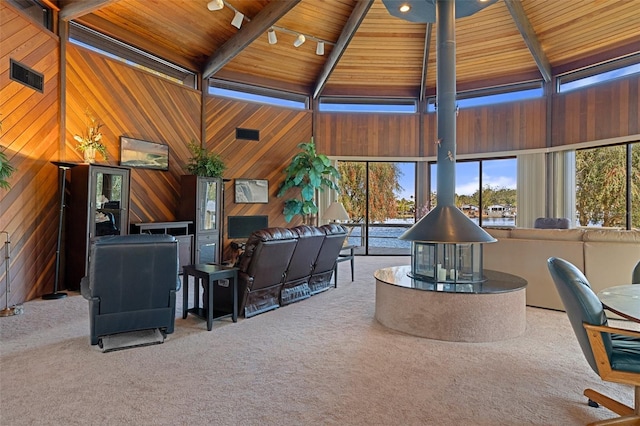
[207,0,224,11]
[231,11,244,29]
[267,28,277,45]
[293,34,306,48]
[206,2,333,52]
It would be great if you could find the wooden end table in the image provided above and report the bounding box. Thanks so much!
[182,264,238,330]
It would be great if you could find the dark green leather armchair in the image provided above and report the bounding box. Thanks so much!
[547,257,640,425]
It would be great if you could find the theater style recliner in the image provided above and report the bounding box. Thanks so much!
[212,224,347,319]
[213,227,298,318]
[309,224,348,294]
[280,225,326,305]
[80,234,180,346]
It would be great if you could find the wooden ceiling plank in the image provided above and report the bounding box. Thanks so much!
[312,0,375,99]
[59,0,119,22]
[202,0,301,80]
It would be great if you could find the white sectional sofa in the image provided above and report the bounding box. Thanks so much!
[483,227,640,311]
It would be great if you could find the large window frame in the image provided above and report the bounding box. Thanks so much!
[209,79,309,109]
[68,22,197,87]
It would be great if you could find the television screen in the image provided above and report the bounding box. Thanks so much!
[227,215,268,239]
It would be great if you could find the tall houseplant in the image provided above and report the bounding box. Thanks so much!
[185,140,226,177]
[0,119,16,190]
[277,140,340,223]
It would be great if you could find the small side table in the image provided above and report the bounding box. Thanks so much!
[182,264,238,330]
[334,245,357,287]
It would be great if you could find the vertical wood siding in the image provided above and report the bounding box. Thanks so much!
[552,75,640,146]
[315,113,420,157]
[0,4,60,304]
[425,100,548,157]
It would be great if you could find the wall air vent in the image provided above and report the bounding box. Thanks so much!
[236,128,260,141]
[10,59,44,93]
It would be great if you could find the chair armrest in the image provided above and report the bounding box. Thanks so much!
[80,276,96,301]
[583,323,640,339]
[583,323,640,383]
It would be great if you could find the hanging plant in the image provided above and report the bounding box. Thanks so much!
[277,139,340,223]
[185,140,226,178]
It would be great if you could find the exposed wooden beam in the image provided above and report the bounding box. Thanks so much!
[59,0,119,21]
[504,0,551,83]
[202,1,301,80]
[420,23,433,102]
[312,0,375,99]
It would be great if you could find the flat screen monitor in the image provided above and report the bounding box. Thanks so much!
[227,215,268,239]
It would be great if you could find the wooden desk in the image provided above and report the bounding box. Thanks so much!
[334,245,357,286]
[597,285,640,323]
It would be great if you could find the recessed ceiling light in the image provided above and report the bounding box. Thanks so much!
[399,4,411,13]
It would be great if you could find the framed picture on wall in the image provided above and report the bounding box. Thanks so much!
[120,136,169,171]
[235,179,269,203]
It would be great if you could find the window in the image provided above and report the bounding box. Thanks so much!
[69,23,197,87]
[209,80,308,109]
[575,142,639,229]
[430,158,517,227]
[319,98,417,113]
[337,161,416,255]
[426,84,543,112]
[558,56,640,93]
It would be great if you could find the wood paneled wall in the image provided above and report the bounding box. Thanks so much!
[552,75,640,146]
[204,96,312,259]
[66,44,201,225]
[0,4,60,305]
[453,98,548,155]
[315,113,420,157]
[1,0,638,304]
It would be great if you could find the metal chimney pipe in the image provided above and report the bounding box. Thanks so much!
[436,0,456,207]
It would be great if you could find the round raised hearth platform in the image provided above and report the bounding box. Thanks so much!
[374,266,527,343]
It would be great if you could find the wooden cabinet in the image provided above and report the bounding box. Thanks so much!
[134,221,193,271]
[66,164,130,290]
[178,176,223,265]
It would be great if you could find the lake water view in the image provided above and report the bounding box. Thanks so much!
[344,217,515,253]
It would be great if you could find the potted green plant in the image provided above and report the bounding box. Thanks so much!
[277,139,340,223]
[0,148,15,190]
[74,113,107,163]
[185,140,226,177]
[0,118,16,190]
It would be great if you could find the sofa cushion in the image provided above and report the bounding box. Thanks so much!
[582,229,640,243]
[509,228,585,241]
[483,228,511,239]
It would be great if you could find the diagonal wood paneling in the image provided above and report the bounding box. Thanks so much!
[0,3,60,305]
[204,96,312,259]
[66,44,201,228]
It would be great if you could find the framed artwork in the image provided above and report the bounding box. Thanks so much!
[120,136,169,171]
[235,179,269,203]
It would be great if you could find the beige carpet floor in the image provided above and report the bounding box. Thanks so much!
[0,256,637,425]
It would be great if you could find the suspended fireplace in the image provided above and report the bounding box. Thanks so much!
[389,0,497,288]
[374,0,526,343]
